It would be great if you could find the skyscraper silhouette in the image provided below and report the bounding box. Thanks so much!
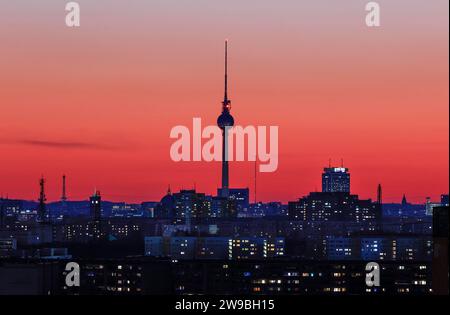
[90,190,102,221]
[322,165,350,193]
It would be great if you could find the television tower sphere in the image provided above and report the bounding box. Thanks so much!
[217,110,234,129]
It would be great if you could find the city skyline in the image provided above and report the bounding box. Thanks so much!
[0,0,448,203]
[0,166,445,205]
[0,0,449,302]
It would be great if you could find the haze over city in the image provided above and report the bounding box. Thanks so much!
[0,0,448,203]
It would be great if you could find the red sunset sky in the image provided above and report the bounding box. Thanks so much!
[0,0,448,204]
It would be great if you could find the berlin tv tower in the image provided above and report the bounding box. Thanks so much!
[217,40,234,198]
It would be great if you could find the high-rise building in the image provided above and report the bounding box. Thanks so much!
[322,167,350,193]
[90,190,102,221]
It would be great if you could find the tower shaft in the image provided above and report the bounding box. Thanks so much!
[221,130,229,197]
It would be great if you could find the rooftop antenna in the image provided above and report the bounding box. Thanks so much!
[377,184,382,205]
[38,176,47,222]
[341,158,344,168]
[222,39,231,110]
[254,158,257,203]
[61,174,67,202]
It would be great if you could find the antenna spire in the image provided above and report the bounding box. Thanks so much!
[61,174,67,202]
[222,40,231,110]
[377,184,382,205]
[38,176,47,223]
[254,158,257,203]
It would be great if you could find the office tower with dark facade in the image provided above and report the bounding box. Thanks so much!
[90,191,102,220]
[322,167,350,193]
[89,191,103,240]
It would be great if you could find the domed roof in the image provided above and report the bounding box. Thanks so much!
[160,186,175,208]
[161,193,174,205]
[217,111,234,129]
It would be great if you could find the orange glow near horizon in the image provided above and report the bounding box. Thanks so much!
[0,0,448,204]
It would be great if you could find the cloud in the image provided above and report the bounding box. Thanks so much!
[15,139,122,151]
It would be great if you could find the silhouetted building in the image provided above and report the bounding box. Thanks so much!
[288,201,307,220]
[210,196,236,218]
[441,194,449,206]
[157,187,175,218]
[37,177,47,223]
[171,260,431,295]
[145,236,284,260]
[111,203,142,218]
[0,258,432,295]
[0,238,16,258]
[173,190,210,220]
[141,201,159,218]
[325,235,432,261]
[432,206,449,295]
[425,197,442,216]
[0,200,4,229]
[322,167,350,193]
[218,188,249,212]
[89,191,102,221]
[288,192,380,224]
[401,194,409,206]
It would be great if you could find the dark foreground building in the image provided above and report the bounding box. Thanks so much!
[0,258,431,295]
[432,205,449,295]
